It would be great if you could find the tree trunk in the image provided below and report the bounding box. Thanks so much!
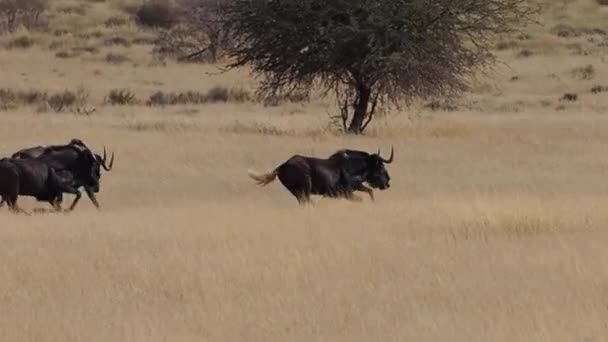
[347,85,371,134]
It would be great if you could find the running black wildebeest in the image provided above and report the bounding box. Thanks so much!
[248,146,394,204]
[0,157,82,214]
[0,139,114,212]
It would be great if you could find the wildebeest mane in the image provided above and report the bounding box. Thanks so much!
[329,149,372,178]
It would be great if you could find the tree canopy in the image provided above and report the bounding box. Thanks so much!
[222,0,537,133]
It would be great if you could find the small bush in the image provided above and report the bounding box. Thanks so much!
[55,51,76,59]
[6,36,35,49]
[105,89,138,105]
[552,24,580,38]
[516,49,533,58]
[206,86,229,103]
[260,91,309,107]
[47,91,77,112]
[598,0,608,5]
[423,99,458,112]
[591,85,608,94]
[18,89,48,105]
[132,36,157,45]
[559,93,578,102]
[105,53,131,64]
[46,87,89,112]
[0,88,49,110]
[54,29,70,36]
[104,36,132,47]
[146,87,251,106]
[572,64,595,80]
[56,4,88,15]
[135,0,175,28]
[104,16,129,27]
[72,46,99,54]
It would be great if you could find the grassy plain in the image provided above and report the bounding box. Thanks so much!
[1,0,608,341]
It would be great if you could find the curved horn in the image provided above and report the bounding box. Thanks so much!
[379,145,394,164]
[101,146,114,171]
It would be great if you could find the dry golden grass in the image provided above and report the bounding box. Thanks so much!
[1,0,608,341]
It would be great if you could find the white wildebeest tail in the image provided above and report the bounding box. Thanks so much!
[247,168,279,186]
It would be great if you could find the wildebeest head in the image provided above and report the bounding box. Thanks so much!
[363,146,393,190]
[91,147,114,192]
[331,146,394,190]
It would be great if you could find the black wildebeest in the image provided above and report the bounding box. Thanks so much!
[248,146,394,204]
[0,158,82,213]
[0,139,114,212]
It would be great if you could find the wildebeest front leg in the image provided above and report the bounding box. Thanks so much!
[68,191,82,211]
[355,184,375,201]
[84,186,100,209]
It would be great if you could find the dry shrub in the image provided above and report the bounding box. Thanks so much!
[56,4,88,15]
[423,99,458,112]
[105,89,139,105]
[560,93,578,102]
[5,35,35,49]
[125,121,200,132]
[104,36,132,47]
[105,52,131,64]
[0,88,48,110]
[45,87,89,112]
[259,92,309,107]
[55,50,77,59]
[551,24,580,38]
[571,65,595,80]
[516,49,533,58]
[591,85,608,94]
[53,29,70,36]
[598,0,608,4]
[72,45,99,54]
[104,16,129,27]
[135,0,175,28]
[146,87,251,106]
[132,36,156,45]
[456,214,559,240]
[221,122,295,137]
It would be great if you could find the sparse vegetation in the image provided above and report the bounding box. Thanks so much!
[105,88,138,105]
[5,35,35,49]
[146,87,251,106]
[104,36,131,47]
[105,52,131,64]
[591,85,608,94]
[571,64,595,80]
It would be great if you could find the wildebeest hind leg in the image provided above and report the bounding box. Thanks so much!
[7,197,29,216]
[278,165,312,206]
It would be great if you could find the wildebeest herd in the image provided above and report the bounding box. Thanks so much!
[1,138,393,214]
[0,138,113,214]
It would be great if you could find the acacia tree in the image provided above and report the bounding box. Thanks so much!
[176,0,231,62]
[222,0,537,134]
